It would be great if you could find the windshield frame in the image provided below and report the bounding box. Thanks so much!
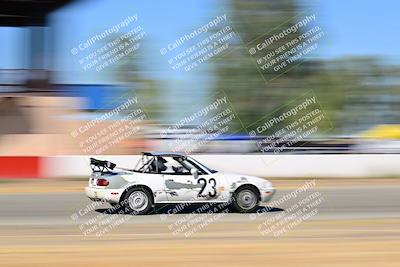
[186,156,218,174]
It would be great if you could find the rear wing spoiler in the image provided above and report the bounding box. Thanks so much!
[90,158,116,173]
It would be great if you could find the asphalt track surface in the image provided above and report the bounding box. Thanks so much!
[1,184,400,266]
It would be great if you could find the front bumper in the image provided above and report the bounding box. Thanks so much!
[84,187,124,204]
[260,188,276,203]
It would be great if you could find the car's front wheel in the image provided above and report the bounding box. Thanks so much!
[122,187,153,215]
[232,186,259,213]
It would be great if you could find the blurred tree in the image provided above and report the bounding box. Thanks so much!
[111,36,164,119]
[307,57,400,134]
[214,0,400,135]
[214,0,308,131]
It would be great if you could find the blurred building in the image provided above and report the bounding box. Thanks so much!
[0,0,149,155]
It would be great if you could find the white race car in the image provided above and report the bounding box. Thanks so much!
[85,152,275,215]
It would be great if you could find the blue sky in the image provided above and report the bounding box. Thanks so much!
[313,0,399,60]
[1,0,399,77]
[1,0,398,122]
[48,0,220,83]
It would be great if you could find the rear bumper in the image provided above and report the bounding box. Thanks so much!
[84,187,124,204]
[260,188,276,203]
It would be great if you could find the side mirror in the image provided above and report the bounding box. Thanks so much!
[190,168,199,179]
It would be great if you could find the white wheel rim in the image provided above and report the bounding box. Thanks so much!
[128,191,148,212]
[237,190,257,210]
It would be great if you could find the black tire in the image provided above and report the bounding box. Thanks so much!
[122,187,154,215]
[231,185,259,213]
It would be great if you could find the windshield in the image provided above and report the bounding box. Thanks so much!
[187,156,218,174]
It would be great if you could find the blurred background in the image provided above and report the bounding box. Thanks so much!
[1,3,400,266]
[0,0,399,157]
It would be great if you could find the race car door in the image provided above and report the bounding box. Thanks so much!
[163,173,202,202]
[164,172,225,202]
[163,158,224,202]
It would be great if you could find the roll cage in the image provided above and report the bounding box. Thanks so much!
[133,152,216,175]
[90,152,217,175]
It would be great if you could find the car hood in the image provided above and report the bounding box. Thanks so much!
[215,172,273,189]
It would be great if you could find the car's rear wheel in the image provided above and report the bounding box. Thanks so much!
[123,187,153,215]
[232,186,259,213]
